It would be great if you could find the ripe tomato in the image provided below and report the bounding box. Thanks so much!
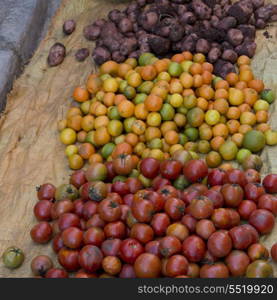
[183,160,208,183]
[145,240,161,257]
[207,169,226,186]
[119,264,136,278]
[181,214,197,233]
[98,198,122,222]
[200,262,229,278]
[223,169,247,187]
[140,158,160,179]
[61,227,83,249]
[104,221,126,239]
[166,255,189,277]
[238,200,257,220]
[229,224,258,250]
[244,169,261,183]
[120,238,144,264]
[58,248,80,272]
[37,183,56,201]
[160,160,182,180]
[134,253,161,278]
[152,176,171,190]
[79,245,103,273]
[263,174,277,194]
[151,213,171,236]
[182,188,201,205]
[83,227,105,246]
[130,223,154,244]
[112,154,133,176]
[204,190,224,208]
[221,184,244,207]
[164,197,185,220]
[125,178,143,194]
[258,194,277,215]
[225,250,250,277]
[249,209,275,234]
[159,236,182,258]
[207,230,232,258]
[187,196,214,219]
[244,183,265,202]
[80,181,108,202]
[157,185,178,201]
[211,208,231,229]
[112,181,130,196]
[195,219,216,240]
[131,198,154,223]
[70,170,87,189]
[182,235,206,262]
[248,243,269,261]
[101,238,121,256]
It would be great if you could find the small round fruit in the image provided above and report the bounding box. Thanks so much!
[134,253,161,278]
[2,247,25,269]
[246,260,273,278]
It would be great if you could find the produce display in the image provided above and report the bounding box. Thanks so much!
[86,0,277,77]
[1,0,277,280]
[58,51,276,170]
[27,158,277,278]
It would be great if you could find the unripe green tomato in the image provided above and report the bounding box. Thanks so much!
[181,61,193,72]
[264,130,277,146]
[236,148,251,164]
[134,93,147,105]
[260,89,275,104]
[168,62,182,77]
[2,247,25,269]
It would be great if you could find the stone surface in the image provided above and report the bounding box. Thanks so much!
[0,49,19,111]
[0,0,61,110]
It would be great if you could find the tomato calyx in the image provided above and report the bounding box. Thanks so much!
[108,201,119,209]
[88,187,102,202]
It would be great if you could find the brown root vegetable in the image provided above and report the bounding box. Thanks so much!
[179,12,196,25]
[217,16,237,31]
[63,20,76,35]
[92,47,111,65]
[75,48,90,62]
[192,0,212,20]
[83,25,101,41]
[149,35,171,55]
[196,38,210,54]
[120,38,138,56]
[214,59,236,79]
[141,12,159,31]
[208,47,221,63]
[235,41,257,58]
[222,49,238,63]
[237,25,256,41]
[112,51,126,63]
[228,1,253,24]
[227,29,243,46]
[119,18,133,33]
[47,43,66,67]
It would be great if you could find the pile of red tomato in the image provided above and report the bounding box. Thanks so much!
[30,158,277,278]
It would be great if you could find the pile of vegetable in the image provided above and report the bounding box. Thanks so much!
[84,0,277,77]
[58,51,276,170]
[23,158,277,278]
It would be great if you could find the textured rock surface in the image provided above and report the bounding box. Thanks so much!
[0,0,61,110]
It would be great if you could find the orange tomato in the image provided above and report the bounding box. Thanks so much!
[73,86,90,102]
[144,94,163,112]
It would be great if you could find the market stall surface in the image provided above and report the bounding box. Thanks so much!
[0,0,276,277]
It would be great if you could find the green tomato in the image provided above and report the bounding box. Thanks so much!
[119,80,128,93]
[185,127,199,141]
[177,106,188,115]
[134,93,147,105]
[168,62,182,77]
[173,175,190,190]
[157,72,171,82]
[137,81,154,94]
[101,143,116,159]
[183,95,197,109]
[138,174,152,187]
[124,86,136,99]
[148,138,162,149]
[124,117,136,133]
[85,131,97,146]
[253,100,269,112]
[65,145,78,157]
[219,141,238,161]
[264,130,277,146]
[129,169,139,178]
[198,140,211,154]
[236,148,252,164]
[107,106,121,120]
[114,135,125,144]
[260,89,275,104]
[181,61,193,72]
[112,176,127,183]
[179,133,188,145]
[170,94,183,108]
[2,247,25,269]
[100,74,111,81]
[139,53,155,66]
[108,120,123,137]
[189,151,199,159]
[160,103,175,121]
[55,184,79,201]
[205,110,221,125]
[80,101,91,115]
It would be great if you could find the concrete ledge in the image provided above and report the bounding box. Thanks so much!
[0,0,61,110]
[0,49,19,112]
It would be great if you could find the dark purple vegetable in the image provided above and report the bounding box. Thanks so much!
[63,20,76,35]
[75,48,90,62]
[47,43,66,67]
